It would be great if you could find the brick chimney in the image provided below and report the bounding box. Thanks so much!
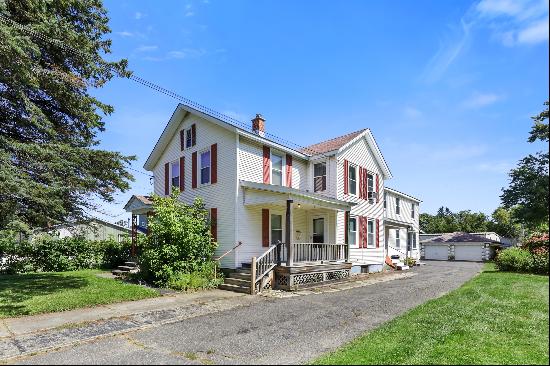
[251,114,265,137]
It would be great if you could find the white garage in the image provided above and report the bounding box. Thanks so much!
[421,232,501,262]
[454,244,483,261]
[424,244,449,260]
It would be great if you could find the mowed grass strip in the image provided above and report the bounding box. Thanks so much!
[0,270,158,318]
[314,264,549,365]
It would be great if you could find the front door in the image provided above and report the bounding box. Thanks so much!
[312,218,325,243]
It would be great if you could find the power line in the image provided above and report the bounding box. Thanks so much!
[0,13,329,158]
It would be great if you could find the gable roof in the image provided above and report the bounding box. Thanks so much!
[424,232,500,244]
[302,129,367,154]
[143,103,392,180]
[385,187,422,202]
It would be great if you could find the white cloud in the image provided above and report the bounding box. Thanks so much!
[143,48,207,61]
[475,161,514,173]
[116,31,134,37]
[185,11,195,17]
[463,92,502,108]
[517,18,549,44]
[134,12,144,20]
[135,45,158,52]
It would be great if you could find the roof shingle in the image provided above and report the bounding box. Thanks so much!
[301,129,367,155]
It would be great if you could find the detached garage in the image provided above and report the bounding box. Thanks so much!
[421,232,501,262]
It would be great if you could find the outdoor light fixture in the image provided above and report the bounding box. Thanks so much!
[297,203,301,209]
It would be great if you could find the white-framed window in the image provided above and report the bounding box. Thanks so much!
[185,128,193,149]
[367,219,375,248]
[200,149,211,185]
[383,192,387,209]
[271,214,283,244]
[348,164,357,195]
[411,204,415,218]
[171,160,180,190]
[396,197,400,215]
[271,152,284,186]
[395,229,400,248]
[314,162,327,192]
[412,232,417,249]
[348,217,357,247]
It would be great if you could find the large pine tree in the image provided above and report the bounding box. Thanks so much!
[0,0,134,230]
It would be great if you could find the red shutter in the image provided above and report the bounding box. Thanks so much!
[211,143,217,184]
[344,211,349,244]
[376,174,379,203]
[343,160,349,195]
[192,152,197,188]
[179,157,185,191]
[363,169,368,199]
[180,130,185,151]
[359,167,364,199]
[211,208,217,242]
[376,218,380,248]
[164,162,169,195]
[191,124,196,146]
[359,217,364,248]
[262,208,269,247]
[286,154,293,188]
[263,146,270,184]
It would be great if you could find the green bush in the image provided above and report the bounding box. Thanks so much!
[531,247,549,275]
[0,232,133,274]
[139,192,219,289]
[495,248,533,273]
[166,263,223,291]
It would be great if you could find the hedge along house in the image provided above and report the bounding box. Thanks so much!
[125,102,421,293]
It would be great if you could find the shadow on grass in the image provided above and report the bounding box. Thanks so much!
[0,273,88,317]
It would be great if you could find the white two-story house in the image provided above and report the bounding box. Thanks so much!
[124,103,421,292]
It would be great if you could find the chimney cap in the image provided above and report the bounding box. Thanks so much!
[252,113,265,121]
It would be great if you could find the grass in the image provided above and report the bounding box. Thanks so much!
[314,264,549,365]
[0,270,159,318]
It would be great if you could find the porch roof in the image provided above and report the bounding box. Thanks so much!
[384,217,416,229]
[240,180,355,211]
[124,195,153,215]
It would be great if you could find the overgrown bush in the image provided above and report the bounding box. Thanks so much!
[531,247,549,275]
[0,231,133,274]
[139,192,220,290]
[495,248,533,272]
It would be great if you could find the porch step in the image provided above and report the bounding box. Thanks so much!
[229,272,252,281]
[396,263,410,270]
[124,262,137,267]
[118,265,136,271]
[235,268,252,275]
[224,278,251,287]
[219,283,250,294]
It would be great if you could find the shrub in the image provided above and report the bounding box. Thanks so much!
[523,233,549,252]
[139,192,219,289]
[495,247,533,272]
[531,247,549,275]
[167,263,223,291]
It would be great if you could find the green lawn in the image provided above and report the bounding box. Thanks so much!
[0,270,159,318]
[314,264,549,365]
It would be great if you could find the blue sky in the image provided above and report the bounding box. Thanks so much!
[93,0,549,223]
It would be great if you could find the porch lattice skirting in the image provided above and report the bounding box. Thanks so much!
[273,263,352,291]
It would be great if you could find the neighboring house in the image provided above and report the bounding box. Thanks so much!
[42,218,132,242]
[384,187,421,261]
[125,103,421,291]
[420,232,502,262]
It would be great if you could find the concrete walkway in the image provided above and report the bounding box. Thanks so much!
[1,261,484,364]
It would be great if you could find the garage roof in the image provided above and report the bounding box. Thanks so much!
[423,232,500,244]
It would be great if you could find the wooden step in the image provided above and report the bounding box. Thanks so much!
[125,262,137,267]
[229,272,252,280]
[118,266,136,271]
[224,277,251,287]
[219,283,250,294]
[235,268,251,275]
[111,269,127,276]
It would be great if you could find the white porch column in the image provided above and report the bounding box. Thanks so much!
[286,199,294,266]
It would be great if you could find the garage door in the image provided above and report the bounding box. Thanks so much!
[424,245,448,260]
[455,244,483,261]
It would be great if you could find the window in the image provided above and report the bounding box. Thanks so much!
[185,129,192,149]
[348,217,357,246]
[411,204,415,218]
[383,192,387,209]
[396,197,400,215]
[171,161,180,190]
[412,232,417,249]
[314,162,327,192]
[271,214,283,244]
[367,173,374,200]
[200,149,211,184]
[367,220,375,248]
[348,165,357,195]
[271,153,283,186]
[395,229,400,248]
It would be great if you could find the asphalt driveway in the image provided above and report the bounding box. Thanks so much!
[12,261,483,365]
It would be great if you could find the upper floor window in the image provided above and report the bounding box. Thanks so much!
[395,229,400,248]
[271,152,283,186]
[411,204,415,218]
[314,162,327,192]
[348,217,357,246]
[200,149,211,184]
[171,160,180,190]
[367,220,375,248]
[348,164,357,195]
[367,173,374,200]
[186,129,193,149]
[383,192,387,209]
[396,197,400,215]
